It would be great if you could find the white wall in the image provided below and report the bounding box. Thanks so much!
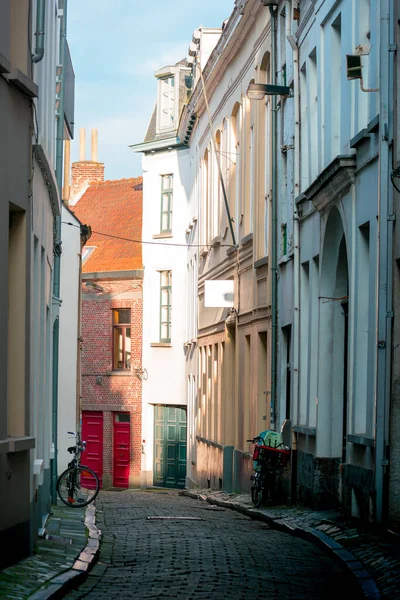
[32,0,59,170]
[141,148,190,482]
[30,157,55,514]
[58,207,81,473]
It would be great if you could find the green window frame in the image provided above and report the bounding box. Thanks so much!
[160,270,172,342]
[282,223,287,256]
[160,174,173,233]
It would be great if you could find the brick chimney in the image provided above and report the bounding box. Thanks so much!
[70,128,105,199]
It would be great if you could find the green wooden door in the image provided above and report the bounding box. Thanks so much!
[154,405,187,488]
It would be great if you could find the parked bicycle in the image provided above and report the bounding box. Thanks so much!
[247,431,290,508]
[57,431,100,508]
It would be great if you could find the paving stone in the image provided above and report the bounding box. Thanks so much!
[62,490,363,600]
[184,488,400,600]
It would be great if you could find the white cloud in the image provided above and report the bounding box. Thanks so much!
[120,42,188,78]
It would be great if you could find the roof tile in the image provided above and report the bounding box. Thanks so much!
[71,177,143,273]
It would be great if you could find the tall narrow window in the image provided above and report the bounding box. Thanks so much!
[230,103,240,241]
[281,223,287,256]
[213,132,221,240]
[160,270,172,342]
[300,63,309,191]
[112,309,131,370]
[160,76,175,129]
[308,49,318,181]
[331,14,341,159]
[201,150,210,246]
[161,174,173,233]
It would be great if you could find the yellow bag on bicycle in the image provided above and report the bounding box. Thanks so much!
[258,430,283,448]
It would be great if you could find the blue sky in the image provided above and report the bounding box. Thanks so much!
[67,0,235,181]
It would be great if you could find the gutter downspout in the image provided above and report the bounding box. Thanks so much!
[51,0,68,503]
[32,0,46,64]
[286,0,300,502]
[375,0,393,524]
[286,4,300,422]
[270,4,277,429]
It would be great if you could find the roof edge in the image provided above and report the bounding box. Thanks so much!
[82,270,144,280]
[130,137,180,153]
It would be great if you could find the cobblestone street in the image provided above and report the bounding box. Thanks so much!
[64,490,363,600]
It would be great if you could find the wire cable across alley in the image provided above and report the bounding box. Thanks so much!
[62,221,237,251]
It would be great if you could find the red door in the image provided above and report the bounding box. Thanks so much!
[113,413,130,488]
[82,411,103,488]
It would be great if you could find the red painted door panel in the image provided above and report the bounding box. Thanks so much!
[81,411,103,488]
[113,415,130,488]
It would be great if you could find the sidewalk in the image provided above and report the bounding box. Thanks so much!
[182,489,400,600]
[0,501,100,600]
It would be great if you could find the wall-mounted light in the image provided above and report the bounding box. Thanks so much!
[246,82,292,100]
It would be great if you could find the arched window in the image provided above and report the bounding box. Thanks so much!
[220,118,229,238]
[201,149,210,246]
[230,102,241,242]
[213,130,222,240]
[243,88,252,236]
[257,52,271,259]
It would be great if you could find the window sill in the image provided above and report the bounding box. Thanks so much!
[210,236,221,248]
[254,257,268,269]
[150,342,172,348]
[153,232,172,239]
[350,128,371,149]
[0,436,36,454]
[106,370,133,377]
[347,434,374,448]
[240,233,253,247]
[293,425,316,437]
[5,68,38,98]
[0,53,11,74]
[278,249,294,266]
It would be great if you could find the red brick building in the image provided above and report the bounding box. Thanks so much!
[72,176,143,488]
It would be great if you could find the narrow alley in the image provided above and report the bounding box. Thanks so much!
[64,490,363,600]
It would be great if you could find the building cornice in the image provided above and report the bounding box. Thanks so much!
[33,143,62,254]
[130,137,181,154]
[82,270,144,280]
[181,0,271,147]
[296,155,356,213]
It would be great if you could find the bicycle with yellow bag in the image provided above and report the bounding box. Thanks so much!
[247,430,290,508]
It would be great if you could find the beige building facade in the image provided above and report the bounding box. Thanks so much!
[181,0,274,492]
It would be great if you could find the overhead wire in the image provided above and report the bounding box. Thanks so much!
[62,221,237,251]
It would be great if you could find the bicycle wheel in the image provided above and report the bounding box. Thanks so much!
[57,465,100,508]
[251,472,263,508]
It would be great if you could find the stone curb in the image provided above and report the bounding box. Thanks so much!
[28,504,101,600]
[181,490,381,600]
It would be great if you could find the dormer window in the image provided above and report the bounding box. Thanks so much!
[160,76,175,129]
[155,66,179,134]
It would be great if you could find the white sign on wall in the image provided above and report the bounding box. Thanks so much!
[204,280,234,308]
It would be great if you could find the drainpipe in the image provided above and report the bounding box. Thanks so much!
[375,0,393,524]
[32,0,46,64]
[286,1,299,503]
[270,4,277,429]
[51,0,68,503]
[285,3,300,424]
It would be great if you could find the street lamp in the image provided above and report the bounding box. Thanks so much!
[246,82,292,100]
